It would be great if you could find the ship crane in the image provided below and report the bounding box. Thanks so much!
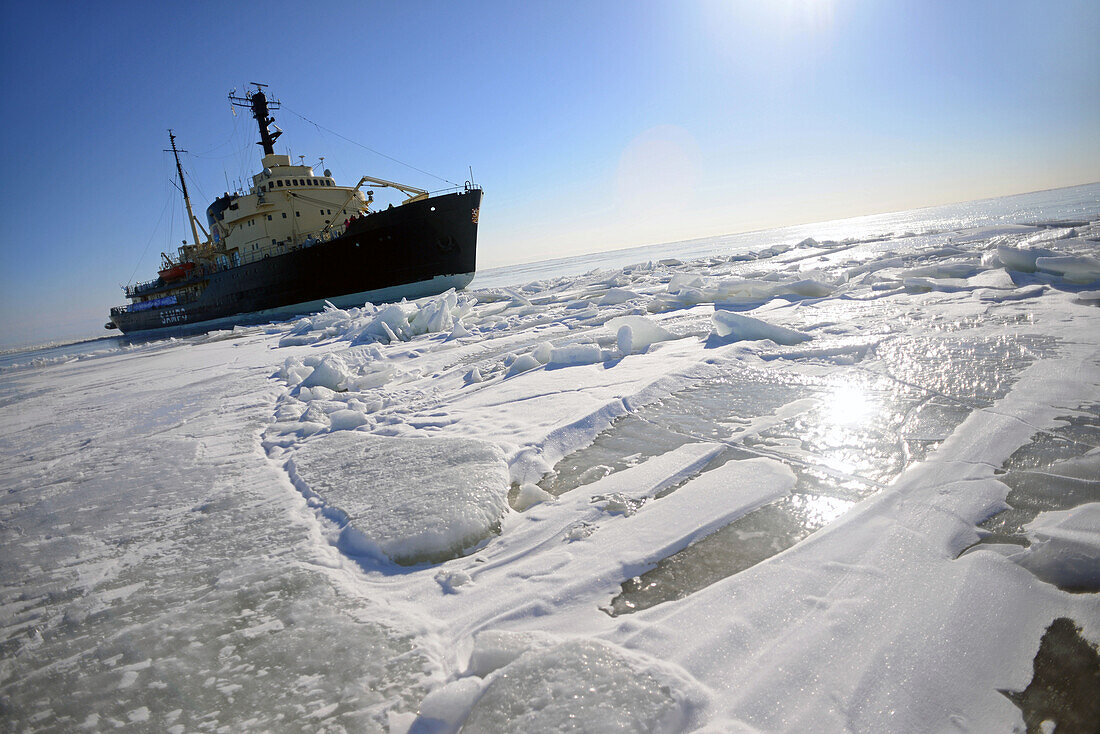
[318,176,430,237]
[351,176,429,204]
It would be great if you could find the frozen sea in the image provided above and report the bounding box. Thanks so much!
[2,183,1099,733]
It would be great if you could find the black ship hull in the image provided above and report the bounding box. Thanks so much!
[111,188,481,335]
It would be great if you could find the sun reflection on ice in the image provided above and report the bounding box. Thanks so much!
[824,383,878,427]
[790,493,850,527]
[810,381,885,480]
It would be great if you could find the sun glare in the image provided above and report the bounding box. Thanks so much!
[781,0,835,29]
[823,383,876,427]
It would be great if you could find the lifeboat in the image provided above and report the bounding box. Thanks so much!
[158,260,196,282]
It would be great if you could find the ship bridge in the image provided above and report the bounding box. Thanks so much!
[207,154,370,262]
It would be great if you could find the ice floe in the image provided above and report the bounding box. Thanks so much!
[287,433,509,564]
[4,195,1100,732]
[460,639,702,734]
[711,309,812,344]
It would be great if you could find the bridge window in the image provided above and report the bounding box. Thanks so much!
[292,179,299,186]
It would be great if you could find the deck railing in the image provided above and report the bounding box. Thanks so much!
[123,231,344,299]
[115,230,345,314]
[111,291,201,316]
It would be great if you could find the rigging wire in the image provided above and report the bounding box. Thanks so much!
[188,111,244,159]
[236,109,254,188]
[182,157,210,206]
[165,173,177,259]
[127,187,175,286]
[281,104,459,186]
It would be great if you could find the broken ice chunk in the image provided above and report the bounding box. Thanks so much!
[598,287,642,305]
[711,309,812,345]
[327,409,368,431]
[505,353,542,377]
[447,320,470,339]
[668,273,704,292]
[617,324,634,355]
[467,630,558,677]
[1006,503,1100,591]
[417,677,483,731]
[606,315,676,354]
[299,354,353,391]
[592,491,643,516]
[514,483,553,511]
[461,639,696,734]
[1035,254,1100,284]
[289,433,509,565]
[531,341,553,364]
[434,569,473,593]
[1073,289,1100,305]
[547,343,603,367]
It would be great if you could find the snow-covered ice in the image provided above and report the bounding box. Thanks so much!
[2,186,1099,732]
[287,433,509,565]
[460,639,702,734]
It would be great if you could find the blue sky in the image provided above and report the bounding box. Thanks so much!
[1,0,1097,347]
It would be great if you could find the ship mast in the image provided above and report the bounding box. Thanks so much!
[229,83,281,156]
[166,130,203,249]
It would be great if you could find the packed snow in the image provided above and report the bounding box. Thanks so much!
[2,187,1099,732]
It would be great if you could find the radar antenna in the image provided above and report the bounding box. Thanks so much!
[229,83,282,156]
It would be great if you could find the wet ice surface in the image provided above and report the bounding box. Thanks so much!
[3,187,1100,732]
[968,404,1100,592]
[1001,617,1100,734]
